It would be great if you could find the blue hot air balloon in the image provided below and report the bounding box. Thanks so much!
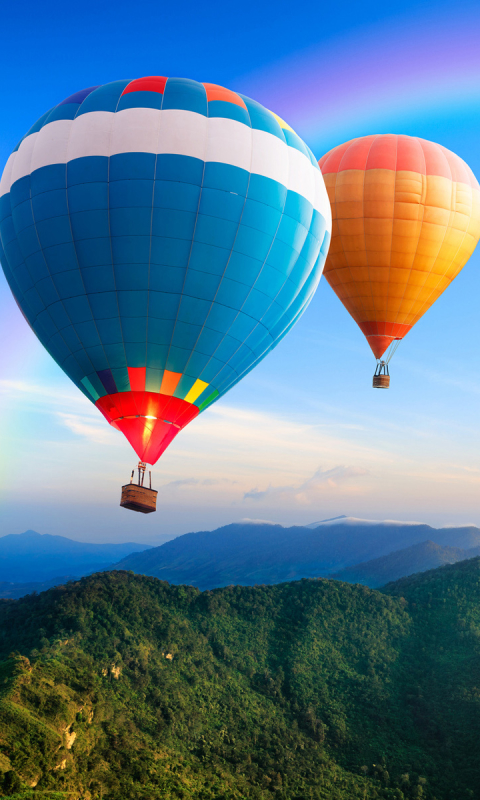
[0,77,331,467]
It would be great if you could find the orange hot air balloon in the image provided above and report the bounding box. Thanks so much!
[319,135,480,387]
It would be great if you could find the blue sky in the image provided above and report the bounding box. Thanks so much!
[2,0,480,543]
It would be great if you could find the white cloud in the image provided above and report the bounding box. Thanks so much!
[57,412,114,445]
[244,465,369,505]
[160,477,200,490]
[0,378,86,407]
[179,404,390,468]
[158,476,236,493]
[4,377,480,535]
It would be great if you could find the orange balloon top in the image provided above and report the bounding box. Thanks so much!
[319,135,480,358]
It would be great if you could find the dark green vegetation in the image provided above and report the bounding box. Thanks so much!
[332,540,472,588]
[1,560,480,798]
[114,520,480,589]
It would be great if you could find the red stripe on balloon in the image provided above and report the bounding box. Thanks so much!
[320,134,480,189]
[128,367,146,392]
[121,77,168,95]
[203,83,247,108]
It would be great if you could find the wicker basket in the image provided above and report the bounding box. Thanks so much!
[120,484,158,514]
[372,374,390,389]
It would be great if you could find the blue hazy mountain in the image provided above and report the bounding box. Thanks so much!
[0,577,77,599]
[113,518,480,590]
[0,531,152,583]
[6,519,480,594]
[331,539,480,588]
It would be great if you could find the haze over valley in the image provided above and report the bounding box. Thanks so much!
[4,516,480,597]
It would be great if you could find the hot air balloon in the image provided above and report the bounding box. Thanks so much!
[0,77,331,511]
[319,134,480,387]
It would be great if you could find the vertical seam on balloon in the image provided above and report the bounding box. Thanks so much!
[188,125,323,396]
[162,82,209,385]
[198,125,317,394]
[210,254,321,401]
[118,79,152,415]
[178,102,255,392]
[409,163,456,323]
[0,236,35,340]
[432,182,469,315]
[216,231,323,396]
[218,255,319,395]
[412,169,472,327]
[331,141,368,320]
[383,135,398,345]
[1,151,39,313]
[100,84,134,396]
[2,149,37,303]
[144,79,166,397]
[7,143,19,196]
[0,182,44,346]
[61,87,118,393]
[390,137,427,332]
[165,95,259,396]
[331,140,374,336]
[24,107,98,389]
[397,141,454,330]
[200,151,323,396]
[210,193,318,395]
[360,136,382,339]
[215,156,318,383]
[139,78,167,454]
[192,110,285,393]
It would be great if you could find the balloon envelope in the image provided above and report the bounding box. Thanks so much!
[319,134,480,359]
[0,77,331,463]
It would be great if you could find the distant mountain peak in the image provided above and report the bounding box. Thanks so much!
[306,516,429,529]
[307,516,348,527]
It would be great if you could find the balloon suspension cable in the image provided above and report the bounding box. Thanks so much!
[384,338,402,365]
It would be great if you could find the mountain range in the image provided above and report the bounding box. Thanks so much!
[331,539,480,587]
[4,518,480,597]
[1,559,480,798]
[0,530,151,584]
[114,516,480,589]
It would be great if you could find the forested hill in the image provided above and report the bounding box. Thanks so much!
[2,561,480,799]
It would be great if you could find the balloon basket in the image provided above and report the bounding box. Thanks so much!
[373,362,390,389]
[373,374,390,389]
[120,462,157,514]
